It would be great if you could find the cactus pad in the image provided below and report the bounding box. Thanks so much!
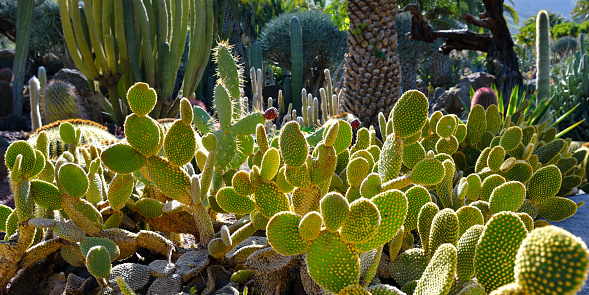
[30,180,62,210]
[500,127,523,152]
[126,83,157,116]
[86,246,112,279]
[124,114,162,157]
[145,156,191,204]
[538,197,577,222]
[392,90,429,139]
[279,122,309,167]
[320,192,351,232]
[101,143,147,174]
[515,226,589,295]
[489,181,526,214]
[528,165,561,203]
[254,180,290,218]
[164,121,196,167]
[341,198,381,244]
[414,244,458,295]
[456,225,484,281]
[355,189,408,252]
[299,211,323,241]
[266,211,311,256]
[306,231,361,293]
[474,211,528,292]
[58,163,89,198]
[404,186,431,231]
[216,187,255,215]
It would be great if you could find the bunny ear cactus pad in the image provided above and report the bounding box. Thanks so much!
[108,173,135,211]
[341,198,381,244]
[405,186,431,231]
[427,208,460,259]
[392,90,429,139]
[436,115,457,138]
[320,192,351,232]
[466,105,487,145]
[164,120,196,167]
[214,41,241,99]
[86,246,112,279]
[5,140,36,176]
[456,206,484,237]
[216,187,255,215]
[299,211,323,241]
[58,163,89,198]
[410,158,446,186]
[528,165,561,203]
[254,180,290,218]
[279,121,309,167]
[101,143,146,174]
[266,211,311,256]
[489,181,526,214]
[355,189,408,252]
[81,237,120,262]
[538,197,577,222]
[125,114,162,157]
[414,244,458,295]
[307,231,361,293]
[59,122,77,145]
[126,83,157,116]
[500,127,523,152]
[456,225,484,281]
[324,120,352,155]
[474,211,528,292]
[145,156,191,205]
[30,180,62,210]
[379,136,404,182]
[515,226,589,295]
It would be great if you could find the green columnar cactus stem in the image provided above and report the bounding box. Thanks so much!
[11,0,34,115]
[249,42,264,75]
[536,10,550,102]
[290,16,303,114]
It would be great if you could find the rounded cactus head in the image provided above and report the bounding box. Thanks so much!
[471,87,498,109]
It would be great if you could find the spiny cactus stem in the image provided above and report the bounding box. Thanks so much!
[189,202,214,246]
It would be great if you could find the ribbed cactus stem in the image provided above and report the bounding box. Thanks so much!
[320,87,328,120]
[38,67,47,90]
[269,68,274,85]
[249,42,263,74]
[325,69,333,114]
[278,90,283,121]
[302,92,308,126]
[313,97,319,125]
[268,97,273,112]
[333,90,341,116]
[307,106,313,128]
[29,76,42,132]
[536,10,550,102]
[290,16,303,114]
[257,68,263,109]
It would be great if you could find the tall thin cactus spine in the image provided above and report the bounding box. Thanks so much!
[12,0,35,115]
[290,16,303,114]
[536,10,550,102]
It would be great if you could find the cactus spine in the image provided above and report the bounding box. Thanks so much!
[290,16,303,114]
[536,10,550,102]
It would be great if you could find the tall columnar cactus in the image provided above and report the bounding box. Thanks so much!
[249,42,264,75]
[290,16,303,114]
[59,0,128,125]
[29,76,42,132]
[12,0,34,115]
[536,10,550,102]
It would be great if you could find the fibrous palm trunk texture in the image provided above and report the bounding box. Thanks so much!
[341,0,401,128]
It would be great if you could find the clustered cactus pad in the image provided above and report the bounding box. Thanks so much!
[1,39,589,295]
